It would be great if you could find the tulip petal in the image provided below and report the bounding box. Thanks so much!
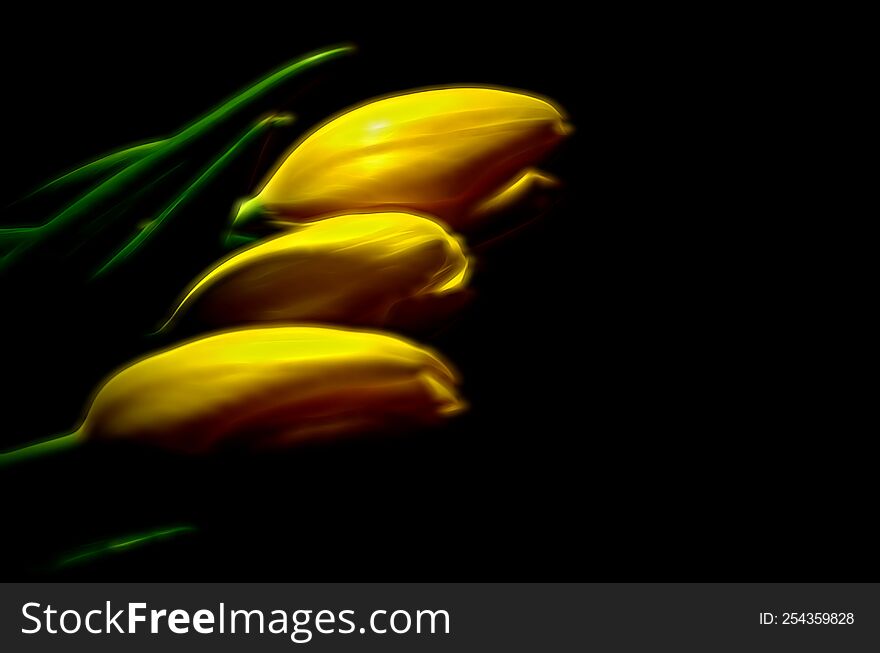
[164,212,470,331]
[80,326,464,453]
[234,87,569,232]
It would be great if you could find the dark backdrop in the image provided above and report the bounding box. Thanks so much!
[0,9,864,581]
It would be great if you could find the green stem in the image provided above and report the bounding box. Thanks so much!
[9,140,163,208]
[173,44,354,141]
[92,114,294,278]
[0,44,355,273]
[224,231,261,249]
[0,431,81,468]
[0,227,40,254]
[54,524,197,569]
[229,195,271,233]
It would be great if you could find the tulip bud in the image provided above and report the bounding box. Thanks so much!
[165,212,469,331]
[232,87,569,236]
[78,326,463,453]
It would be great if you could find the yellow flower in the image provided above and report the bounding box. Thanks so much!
[78,326,463,453]
[165,212,469,330]
[232,87,569,235]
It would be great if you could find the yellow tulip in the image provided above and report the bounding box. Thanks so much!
[165,212,469,331]
[232,87,569,234]
[74,326,463,453]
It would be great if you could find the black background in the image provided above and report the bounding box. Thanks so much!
[0,9,865,581]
